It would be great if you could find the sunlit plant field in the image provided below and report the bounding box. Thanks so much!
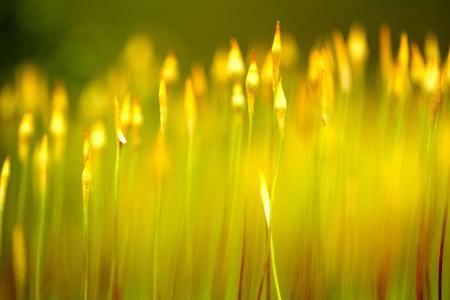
[1,21,450,299]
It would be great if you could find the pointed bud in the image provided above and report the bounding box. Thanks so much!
[38,135,48,195]
[159,70,168,133]
[120,93,131,138]
[272,21,281,92]
[18,112,34,163]
[332,30,352,92]
[246,50,259,115]
[425,32,441,65]
[379,24,394,88]
[82,129,92,208]
[184,78,196,137]
[0,156,11,210]
[232,80,245,113]
[348,23,369,66]
[132,97,144,150]
[50,83,68,160]
[410,42,426,85]
[114,96,127,147]
[162,51,179,85]
[226,38,245,81]
[90,121,106,151]
[275,78,287,135]
[397,32,409,72]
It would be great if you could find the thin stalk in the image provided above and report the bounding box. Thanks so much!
[17,162,29,225]
[108,147,122,300]
[438,198,448,300]
[416,132,433,300]
[237,114,253,300]
[211,118,238,298]
[0,212,3,261]
[153,132,165,300]
[119,150,136,295]
[186,135,194,299]
[83,199,89,300]
[35,188,46,300]
[257,135,284,300]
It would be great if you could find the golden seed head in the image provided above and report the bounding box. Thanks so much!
[226,38,245,81]
[231,80,245,113]
[321,69,328,127]
[18,112,34,163]
[159,70,168,132]
[38,135,48,194]
[90,121,106,151]
[428,69,442,130]
[162,51,179,85]
[0,156,11,210]
[120,93,131,138]
[184,78,196,137]
[275,78,287,135]
[82,128,92,208]
[246,50,259,115]
[272,21,281,91]
[398,31,409,72]
[114,95,127,146]
[260,171,270,227]
[347,23,369,65]
[12,226,27,289]
[132,97,144,149]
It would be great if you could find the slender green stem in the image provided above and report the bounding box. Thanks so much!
[0,211,3,261]
[257,135,284,300]
[186,135,194,300]
[119,150,136,296]
[238,114,253,300]
[153,132,165,300]
[35,188,46,300]
[108,147,121,300]
[83,201,89,300]
[17,162,29,225]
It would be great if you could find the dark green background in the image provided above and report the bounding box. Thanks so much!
[1,0,449,94]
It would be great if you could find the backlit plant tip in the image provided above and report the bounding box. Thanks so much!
[0,157,10,211]
[159,70,168,133]
[272,21,281,92]
[132,97,143,149]
[275,78,287,135]
[246,50,259,115]
[184,78,196,137]
[114,95,127,146]
[227,38,245,81]
[232,80,245,113]
[18,112,34,163]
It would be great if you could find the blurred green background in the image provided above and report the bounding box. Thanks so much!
[1,0,449,99]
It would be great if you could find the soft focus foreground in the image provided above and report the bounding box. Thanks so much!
[0,22,450,300]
